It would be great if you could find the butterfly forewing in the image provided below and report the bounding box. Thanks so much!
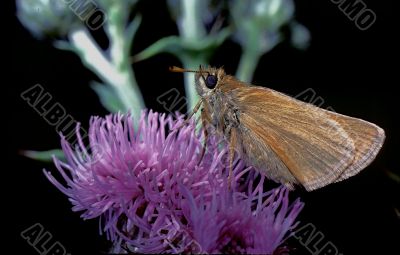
[324,111,385,182]
[226,85,383,191]
[178,66,385,191]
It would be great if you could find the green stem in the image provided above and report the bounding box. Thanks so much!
[69,28,144,119]
[180,0,206,40]
[236,46,262,83]
[69,1,145,122]
[105,3,145,119]
[182,56,206,113]
[179,0,206,112]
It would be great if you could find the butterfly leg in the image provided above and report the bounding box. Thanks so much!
[228,127,238,190]
[199,108,212,161]
[174,99,203,130]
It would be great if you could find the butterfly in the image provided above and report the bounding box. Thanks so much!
[171,66,385,191]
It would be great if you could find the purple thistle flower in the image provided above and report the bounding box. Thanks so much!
[44,110,303,254]
[181,176,303,254]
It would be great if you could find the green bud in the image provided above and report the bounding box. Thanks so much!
[17,0,83,39]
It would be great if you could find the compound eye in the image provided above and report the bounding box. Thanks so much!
[205,75,218,89]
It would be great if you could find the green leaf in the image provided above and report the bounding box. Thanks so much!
[22,149,65,162]
[132,36,181,62]
[132,27,230,63]
[53,40,75,52]
[125,15,142,53]
[91,81,125,112]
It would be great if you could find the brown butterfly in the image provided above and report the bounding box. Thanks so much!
[170,66,385,191]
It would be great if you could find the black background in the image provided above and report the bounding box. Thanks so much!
[9,0,399,254]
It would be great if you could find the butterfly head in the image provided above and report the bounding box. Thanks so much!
[169,65,226,97]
